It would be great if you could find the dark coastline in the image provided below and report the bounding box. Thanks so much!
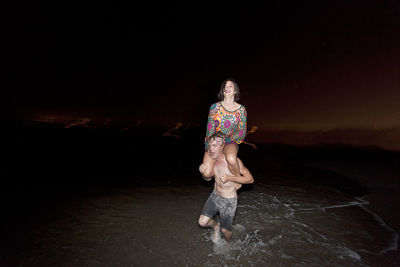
[11,120,399,220]
[6,120,400,266]
[11,120,386,198]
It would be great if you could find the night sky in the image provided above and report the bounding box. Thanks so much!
[7,0,400,130]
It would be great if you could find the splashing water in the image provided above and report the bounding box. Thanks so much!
[202,225,267,266]
[201,184,398,266]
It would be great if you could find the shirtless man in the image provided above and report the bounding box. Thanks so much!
[198,132,254,242]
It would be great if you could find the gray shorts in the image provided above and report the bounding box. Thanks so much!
[201,190,237,231]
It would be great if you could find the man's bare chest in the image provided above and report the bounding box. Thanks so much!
[214,160,233,178]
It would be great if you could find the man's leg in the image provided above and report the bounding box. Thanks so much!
[198,215,217,228]
[199,215,221,242]
[199,192,222,242]
[199,192,219,229]
[219,196,237,243]
[221,228,232,242]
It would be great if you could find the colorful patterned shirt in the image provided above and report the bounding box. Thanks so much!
[205,102,247,148]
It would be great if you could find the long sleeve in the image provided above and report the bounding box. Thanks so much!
[232,106,247,144]
[205,103,217,148]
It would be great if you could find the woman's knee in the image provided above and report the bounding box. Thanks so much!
[224,144,238,163]
[225,153,238,166]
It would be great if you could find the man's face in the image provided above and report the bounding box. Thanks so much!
[208,138,223,159]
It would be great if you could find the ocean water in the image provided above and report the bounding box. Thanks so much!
[13,174,398,267]
[203,183,398,266]
[10,123,399,266]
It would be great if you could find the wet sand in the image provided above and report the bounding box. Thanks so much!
[6,122,400,266]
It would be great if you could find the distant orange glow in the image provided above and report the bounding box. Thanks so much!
[65,117,92,128]
[163,122,184,139]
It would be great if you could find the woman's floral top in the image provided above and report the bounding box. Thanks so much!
[205,102,247,148]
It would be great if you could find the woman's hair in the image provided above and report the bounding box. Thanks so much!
[218,78,240,101]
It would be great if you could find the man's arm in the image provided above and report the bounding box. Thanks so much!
[199,163,214,181]
[220,158,254,184]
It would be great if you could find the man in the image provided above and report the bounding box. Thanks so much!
[198,132,254,242]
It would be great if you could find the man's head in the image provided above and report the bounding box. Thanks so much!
[207,132,225,159]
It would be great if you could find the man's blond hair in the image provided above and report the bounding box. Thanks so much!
[208,132,225,147]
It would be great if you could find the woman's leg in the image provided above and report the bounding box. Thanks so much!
[201,150,215,178]
[224,143,240,176]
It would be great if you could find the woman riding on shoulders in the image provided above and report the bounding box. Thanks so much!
[202,78,247,178]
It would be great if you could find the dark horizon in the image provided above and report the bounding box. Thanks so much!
[14,118,400,152]
[6,1,400,135]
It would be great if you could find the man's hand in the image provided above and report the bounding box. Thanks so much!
[219,174,231,184]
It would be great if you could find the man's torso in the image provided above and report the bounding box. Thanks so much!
[213,157,241,198]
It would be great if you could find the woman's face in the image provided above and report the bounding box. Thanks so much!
[223,81,236,97]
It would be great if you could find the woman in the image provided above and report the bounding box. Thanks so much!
[202,78,247,178]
